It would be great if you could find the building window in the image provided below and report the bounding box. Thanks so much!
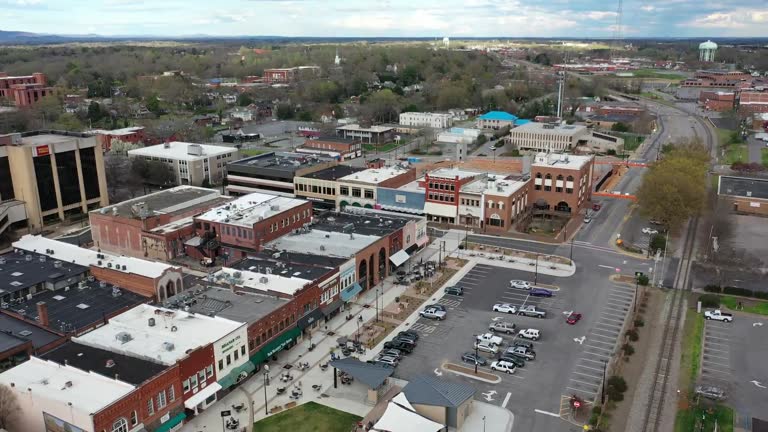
[218,359,224,370]
[364,189,374,199]
[112,418,129,432]
[169,385,176,402]
[130,411,138,426]
[556,187,563,193]
[206,365,214,378]
[226,354,232,366]
[535,184,542,190]
[340,186,349,195]
[351,188,361,198]
[183,379,190,393]
[544,185,551,192]
[147,399,155,416]
[234,349,239,361]
[198,370,205,382]
[157,390,167,409]
[566,188,573,194]
[567,175,574,182]
[190,374,198,389]
[241,345,246,356]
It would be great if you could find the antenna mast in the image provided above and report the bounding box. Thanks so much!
[611,0,624,60]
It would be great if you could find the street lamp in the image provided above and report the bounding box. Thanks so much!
[601,359,607,405]
[263,369,270,415]
[464,213,471,252]
[534,254,540,285]
[483,415,487,432]
[375,287,380,322]
[474,342,479,374]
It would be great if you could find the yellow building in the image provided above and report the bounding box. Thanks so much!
[0,131,108,231]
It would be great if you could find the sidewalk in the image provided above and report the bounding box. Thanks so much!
[455,401,514,432]
[182,233,456,431]
[452,252,576,277]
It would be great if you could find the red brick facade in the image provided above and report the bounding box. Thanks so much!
[530,158,594,213]
[0,72,53,107]
[179,344,217,400]
[739,92,768,116]
[699,91,736,112]
[95,128,146,153]
[263,68,295,84]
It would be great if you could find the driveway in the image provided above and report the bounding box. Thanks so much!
[748,135,764,165]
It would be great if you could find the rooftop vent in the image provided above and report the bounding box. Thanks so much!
[115,332,133,344]
[54,260,62,268]
[105,359,115,368]
[148,318,155,327]
[0,257,5,265]
[162,342,175,351]
[259,276,269,284]
[25,254,32,262]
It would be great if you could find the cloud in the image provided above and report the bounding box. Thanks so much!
[583,11,618,20]
[684,8,768,29]
[640,5,656,11]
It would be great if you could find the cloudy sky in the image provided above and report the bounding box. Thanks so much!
[1,0,766,38]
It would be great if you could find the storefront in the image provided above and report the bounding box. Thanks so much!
[340,282,363,303]
[321,299,344,321]
[297,308,324,332]
[155,412,187,432]
[250,327,301,366]
[217,360,256,390]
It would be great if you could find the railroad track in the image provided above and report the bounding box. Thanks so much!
[639,99,717,432]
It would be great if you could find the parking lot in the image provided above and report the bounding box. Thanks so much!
[385,262,633,431]
[700,315,768,429]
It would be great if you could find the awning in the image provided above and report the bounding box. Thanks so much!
[184,382,221,409]
[340,200,349,207]
[340,282,363,302]
[405,243,419,254]
[250,327,301,364]
[155,412,187,432]
[389,250,409,267]
[184,237,204,247]
[424,202,457,219]
[217,361,256,389]
[373,400,444,432]
[321,299,344,317]
[297,308,324,329]
[416,236,430,247]
[379,205,425,215]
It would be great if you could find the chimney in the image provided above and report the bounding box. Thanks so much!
[37,302,49,327]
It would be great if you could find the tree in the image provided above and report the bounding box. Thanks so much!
[364,89,400,123]
[276,103,294,120]
[606,376,628,401]
[637,141,710,230]
[649,233,666,255]
[130,158,176,187]
[0,384,19,430]
[611,122,630,133]
[146,95,161,115]
[237,92,253,107]
[87,101,105,123]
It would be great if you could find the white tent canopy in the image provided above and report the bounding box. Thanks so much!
[392,392,416,412]
[372,398,444,432]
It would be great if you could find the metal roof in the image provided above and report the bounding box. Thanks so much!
[478,111,518,121]
[719,176,768,200]
[402,375,476,408]
[329,357,393,389]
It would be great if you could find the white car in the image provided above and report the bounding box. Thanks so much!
[419,308,446,320]
[493,303,518,314]
[642,227,659,235]
[518,328,540,341]
[509,280,532,290]
[475,333,504,346]
[490,360,516,374]
[474,341,499,354]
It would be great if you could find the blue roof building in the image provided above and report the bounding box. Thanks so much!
[478,111,518,121]
[515,119,532,126]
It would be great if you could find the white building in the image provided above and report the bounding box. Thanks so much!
[336,165,414,209]
[128,141,239,186]
[437,127,482,144]
[699,40,718,62]
[506,122,623,153]
[399,112,453,129]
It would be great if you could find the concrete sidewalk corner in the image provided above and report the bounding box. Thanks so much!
[461,401,514,432]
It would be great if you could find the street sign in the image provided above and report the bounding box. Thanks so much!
[220,410,231,417]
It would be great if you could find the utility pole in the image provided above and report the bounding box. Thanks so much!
[534,254,540,285]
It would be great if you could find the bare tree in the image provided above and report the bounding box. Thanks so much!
[0,384,19,431]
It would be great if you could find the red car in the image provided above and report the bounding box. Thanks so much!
[566,313,582,325]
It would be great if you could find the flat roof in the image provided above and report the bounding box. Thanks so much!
[462,174,528,197]
[195,192,307,228]
[719,175,768,200]
[336,124,394,133]
[74,304,244,365]
[0,313,60,351]
[227,151,334,175]
[11,279,148,334]
[265,229,379,258]
[214,267,311,296]
[532,152,593,170]
[428,168,482,180]
[300,165,365,181]
[232,256,335,282]
[128,141,234,161]
[311,210,415,237]
[511,122,588,136]
[85,127,144,136]
[94,185,227,220]
[0,250,89,296]
[42,342,167,386]
[16,131,97,147]
[338,165,411,185]
[0,357,135,413]
[13,235,178,280]
[399,178,425,193]
[256,249,348,269]
[307,135,360,144]
[166,285,288,324]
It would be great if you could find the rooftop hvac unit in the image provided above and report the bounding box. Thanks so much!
[233,271,242,279]
[112,286,121,297]
[270,204,280,211]
[148,318,156,327]
[100,281,107,288]
[319,245,326,251]
[78,281,87,290]
[187,144,203,156]
[105,359,115,368]
[0,257,5,265]
[54,261,62,268]
[107,263,112,268]
[88,275,95,282]
[115,331,133,344]
[25,254,32,262]
[259,277,269,284]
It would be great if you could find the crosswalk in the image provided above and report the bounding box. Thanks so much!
[564,283,635,403]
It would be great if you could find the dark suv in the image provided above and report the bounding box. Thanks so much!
[383,340,414,353]
[445,286,463,296]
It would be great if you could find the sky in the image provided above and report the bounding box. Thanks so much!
[0,0,766,38]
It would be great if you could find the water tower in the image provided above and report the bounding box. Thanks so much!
[443,37,450,49]
[699,40,717,62]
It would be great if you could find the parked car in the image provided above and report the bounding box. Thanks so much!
[518,305,546,318]
[518,328,541,341]
[424,304,446,312]
[398,330,421,340]
[499,354,525,368]
[509,280,532,290]
[379,349,402,359]
[445,286,463,296]
[583,216,592,224]
[704,310,733,322]
[394,334,417,344]
[420,308,446,320]
[505,345,536,360]
[529,288,553,298]
[383,340,414,353]
[375,356,399,367]
[642,227,659,235]
[490,360,516,374]
[461,352,488,366]
[695,385,726,401]
[493,303,518,314]
[512,339,534,350]
[489,321,516,334]
[566,312,583,325]
[474,341,499,354]
[475,333,503,346]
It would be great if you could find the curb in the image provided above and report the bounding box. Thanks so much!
[441,363,501,384]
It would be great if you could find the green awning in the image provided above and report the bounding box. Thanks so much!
[340,200,349,207]
[155,412,187,432]
[218,360,256,389]
[364,204,373,208]
[250,326,301,364]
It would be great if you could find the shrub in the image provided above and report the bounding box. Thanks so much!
[723,286,753,297]
[589,406,602,426]
[649,234,666,254]
[703,284,722,293]
[637,274,649,286]
[625,329,639,342]
[622,343,635,356]
[606,376,628,401]
[634,318,645,328]
[699,294,721,308]
[754,291,768,300]
[606,149,617,155]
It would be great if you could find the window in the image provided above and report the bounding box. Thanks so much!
[218,359,224,370]
[351,188,361,198]
[241,345,246,356]
[112,418,129,432]
[364,189,374,199]
[556,186,563,193]
[206,365,214,378]
[544,185,551,192]
[566,188,573,194]
[566,175,574,182]
[340,186,349,195]
[157,390,167,409]
[198,370,206,382]
[169,385,176,402]
[183,379,190,393]
[226,354,232,366]
[130,411,138,426]
[147,399,155,416]
[535,184,542,190]
[234,349,239,361]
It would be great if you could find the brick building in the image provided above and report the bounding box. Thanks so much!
[294,165,365,209]
[530,153,594,214]
[699,91,736,112]
[739,92,768,116]
[718,175,768,216]
[421,168,482,225]
[0,72,53,107]
[263,68,296,84]
[298,136,362,160]
[86,126,146,152]
[89,186,231,261]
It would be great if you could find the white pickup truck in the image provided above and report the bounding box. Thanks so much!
[704,309,733,322]
[476,333,504,346]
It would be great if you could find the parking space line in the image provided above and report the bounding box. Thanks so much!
[581,358,607,365]
[570,378,600,388]
[704,335,729,341]
[573,370,602,379]
[567,386,598,395]
[587,338,615,346]
[576,364,604,372]
[592,328,619,335]
[584,352,611,359]
[703,352,729,360]
[596,322,623,330]
[590,332,617,340]
[703,347,729,354]
[607,293,634,301]
[602,311,628,319]
[605,300,631,307]
[585,345,613,353]
[702,359,730,368]
[702,367,730,376]
[600,316,626,324]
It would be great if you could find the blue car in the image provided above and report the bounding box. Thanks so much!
[529,288,553,298]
